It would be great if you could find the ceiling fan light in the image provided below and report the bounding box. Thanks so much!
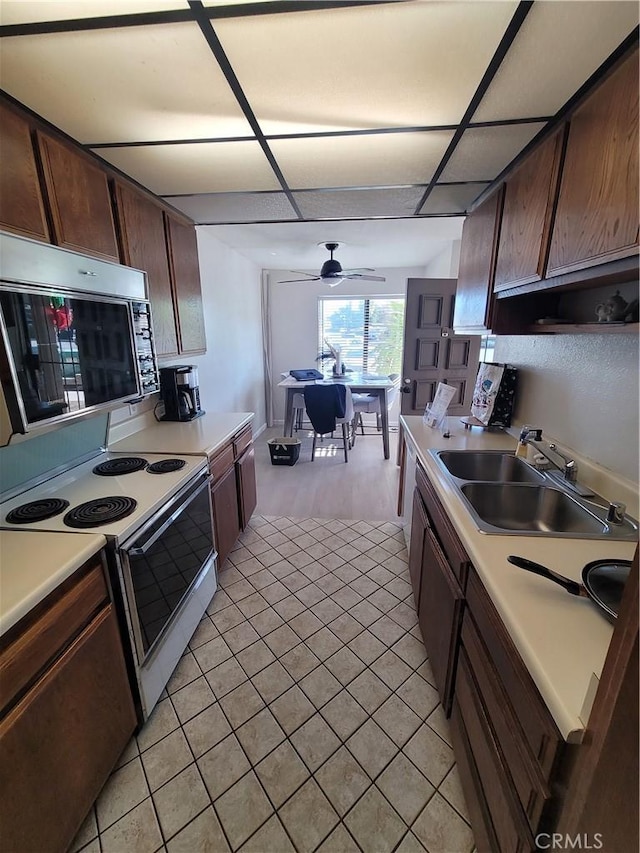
[323,276,345,287]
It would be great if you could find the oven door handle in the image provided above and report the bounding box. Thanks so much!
[127,478,210,556]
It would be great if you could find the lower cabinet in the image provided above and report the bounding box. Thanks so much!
[0,556,136,853]
[410,460,564,851]
[209,425,257,569]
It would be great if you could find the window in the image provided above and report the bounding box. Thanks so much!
[479,334,496,363]
[317,296,405,375]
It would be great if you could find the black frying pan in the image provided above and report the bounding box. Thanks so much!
[507,555,632,623]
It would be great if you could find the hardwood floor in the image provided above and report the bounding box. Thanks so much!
[255,424,401,522]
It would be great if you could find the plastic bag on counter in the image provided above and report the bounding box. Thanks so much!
[470,363,518,427]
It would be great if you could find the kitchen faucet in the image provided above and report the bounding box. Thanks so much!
[547,443,578,483]
[522,432,595,498]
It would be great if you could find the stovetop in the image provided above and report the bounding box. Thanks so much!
[0,452,208,545]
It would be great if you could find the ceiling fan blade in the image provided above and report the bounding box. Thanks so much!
[345,274,386,282]
[277,276,321,283]
[341,268,376,273]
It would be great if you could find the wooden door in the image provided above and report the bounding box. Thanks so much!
[494,129,564,291]
[237,445,257,530]
[115,183,179,358]
[453,189,503,332]
[401,278,481,417]
[165,215,207,354]
[0,102,50,242]
[0,606,136,853]
[418,518,465,715]
[547,48,639,276]
[36,131,119,262]
[211,465,242,571]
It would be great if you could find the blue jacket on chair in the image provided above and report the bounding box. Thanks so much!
[304,384,347,435]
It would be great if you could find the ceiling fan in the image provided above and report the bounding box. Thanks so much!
[279,242,386,287]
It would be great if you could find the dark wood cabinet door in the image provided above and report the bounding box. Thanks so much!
[237,445,257,530]
[452,187,504,332]
[115,182,179,357]
[211,465,242,570]
[37,131,119,261]
[547,49,639,277]
[418,519,464,715]
[408,488,428,608]
[0,605,136,853]
[165,215,207,354]
[495,129,564,291]
[0,103,49,242]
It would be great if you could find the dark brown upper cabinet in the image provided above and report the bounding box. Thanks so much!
[114,182,179,358]
[547,48,639,277]
[36,131,119,262]
[0,102,50,242]
[452,186,504,333]
[494,129,564,292]
[165,214,207,355]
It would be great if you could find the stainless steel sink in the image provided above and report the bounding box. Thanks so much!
[428,448,639,540]
[435,450,545,484]
[459,483,607,535]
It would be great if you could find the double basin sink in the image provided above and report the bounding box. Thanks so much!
[430,450,638,540]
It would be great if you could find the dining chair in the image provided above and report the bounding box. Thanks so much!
[281,372,306,431]
[352,373,400,435]
[304,384,354,463]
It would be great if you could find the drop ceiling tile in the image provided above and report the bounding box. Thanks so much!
[215,2,518,133]
[95,141,280,195]
[163,192,296,223]
[439,123,546,183]
[473,1,639,121]
[419,183,491,216]
[0,22,253,143]
[0,1,188,24]
[271,132,454,190]
[294,187,426,220]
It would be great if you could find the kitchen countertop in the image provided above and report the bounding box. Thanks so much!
[400,415,638,742]
[109,412,254,458]
[0,530,106,634]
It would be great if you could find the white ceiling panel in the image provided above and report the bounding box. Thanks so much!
[163,191,295,223]
[419,183,490,215]
[95,141,280,195]
[214,1,518,134]
[439,123,546,183]
[294,187,427,220]
[271,131,455,190]
[473,1,639,121]
[0,1,188,24]
[0,22,253,143]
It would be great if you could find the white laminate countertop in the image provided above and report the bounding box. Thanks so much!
[0,530,106,634]
[400,415,638,742]
[109,412,254,459]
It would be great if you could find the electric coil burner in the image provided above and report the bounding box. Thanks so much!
[93,457,148,476]
[64,496,137,529]
[5,498,70,524]
[146,459,187,474]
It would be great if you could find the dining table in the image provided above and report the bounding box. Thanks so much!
[278,372,400,460]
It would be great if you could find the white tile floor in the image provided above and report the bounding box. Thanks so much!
[70,516,475,853]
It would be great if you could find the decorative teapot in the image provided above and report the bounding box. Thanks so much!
[595,290,637,323]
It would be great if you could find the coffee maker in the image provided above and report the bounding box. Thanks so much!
[159,365,205,422]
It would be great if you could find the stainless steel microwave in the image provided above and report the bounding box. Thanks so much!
[0,232,159,442]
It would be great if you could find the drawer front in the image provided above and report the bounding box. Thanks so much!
[466,570,562,779]
[0,561,108,714]
[462,614,551,829]
[233,426,252,459]
[456,649,536,853]
[416,464,469,585]
[209,442,235,484]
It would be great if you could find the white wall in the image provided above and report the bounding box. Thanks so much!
[267,267,426,425]
[423,239,461,278]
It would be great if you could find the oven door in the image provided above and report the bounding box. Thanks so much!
[118,471,217,717]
